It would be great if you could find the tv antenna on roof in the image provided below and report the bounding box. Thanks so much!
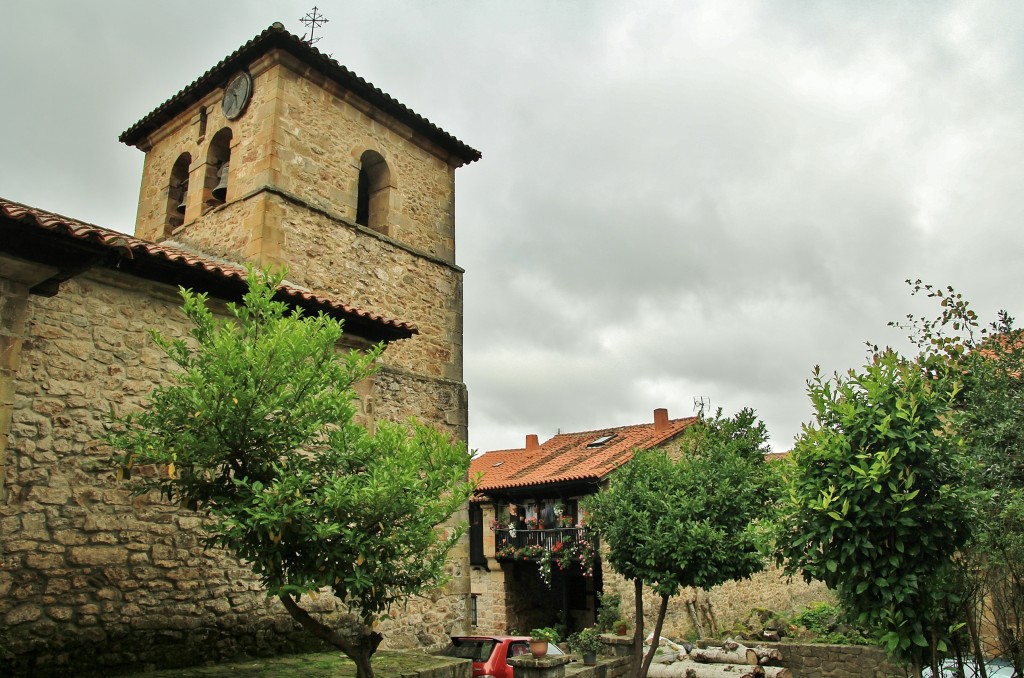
[693,396,710,418]
[300,6,329,46]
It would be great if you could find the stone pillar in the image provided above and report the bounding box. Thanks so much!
[508,653,570,678]
[0,257,55,502]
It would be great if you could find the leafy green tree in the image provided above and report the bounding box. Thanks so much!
[898,281,1024,673]
[777,347,977,676]
[107,270,474,678]
[584,408,776,678]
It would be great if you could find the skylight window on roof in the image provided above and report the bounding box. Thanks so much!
[492,461,504,467]
[587,435,615,448]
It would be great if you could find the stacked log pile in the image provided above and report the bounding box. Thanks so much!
[645,639,790,678]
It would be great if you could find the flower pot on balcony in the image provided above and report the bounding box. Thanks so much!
[530,640,549,657]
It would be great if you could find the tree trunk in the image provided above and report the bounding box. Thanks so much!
[689,646,758,665]
[632,579,645,678]
[750,646,783,664]
[638,595,671,678]
[279,594,383,678]
[686,592,704,639]
[966,603,988,678]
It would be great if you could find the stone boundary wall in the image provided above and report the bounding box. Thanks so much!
[601,562,833,642]
[565,655,633,678]
[410,654,473,678]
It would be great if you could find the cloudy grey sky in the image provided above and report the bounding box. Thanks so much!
[3,1,1023,454]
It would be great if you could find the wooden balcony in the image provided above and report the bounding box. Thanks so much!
[493,527,593,561]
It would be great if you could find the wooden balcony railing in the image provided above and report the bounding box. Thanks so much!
[493,526,593,561]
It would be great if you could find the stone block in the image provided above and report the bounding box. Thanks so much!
[5,603,43,625]
[68,546,127,566]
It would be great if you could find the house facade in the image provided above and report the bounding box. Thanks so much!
[468,409,697,634]
[468,410,830,641]
[0,23,479,675]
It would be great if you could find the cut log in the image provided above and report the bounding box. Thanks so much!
[689,646,758,665]
[648,661,792,678]
[750,646,783,664]
[651,664,757,678]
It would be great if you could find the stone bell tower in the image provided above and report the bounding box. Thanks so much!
[120,22,480,442]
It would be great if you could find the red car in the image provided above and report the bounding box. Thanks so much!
[443,636,565,678]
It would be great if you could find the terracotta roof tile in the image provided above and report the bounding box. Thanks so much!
[119,23,481,167]
[473,416,699,493]
[0,197,417,341]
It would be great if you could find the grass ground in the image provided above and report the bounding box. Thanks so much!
[135,650,464,677]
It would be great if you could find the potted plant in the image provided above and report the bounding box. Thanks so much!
[529,627,559,657]
[568,627,602,665]
[613,619,630,636]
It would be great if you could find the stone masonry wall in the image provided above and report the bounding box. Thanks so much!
[0,271,470,675]
[602,562,832,643]
[170,192,464,385]
[268,53,459,260]
[742,642,903,678]
[134,52,460,266]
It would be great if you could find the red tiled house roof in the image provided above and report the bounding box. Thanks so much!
[0,197,416,343]
[471,408,699,496]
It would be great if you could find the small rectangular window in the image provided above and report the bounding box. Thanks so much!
[587,435,614,448]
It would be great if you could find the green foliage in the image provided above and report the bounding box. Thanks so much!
[587,408,775,597]
[777,348,975,667]
[790,602,870,645]
[596,592,622,633]
[106,269,473,678]
[567,627,602,654]
[889,281,1024,673]
[585,408,776,678]
[530,627,560,643]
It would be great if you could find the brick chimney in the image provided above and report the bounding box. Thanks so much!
[526,434,539,451]
[654,408,669,433]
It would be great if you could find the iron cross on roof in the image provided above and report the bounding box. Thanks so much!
[300,6,329,46]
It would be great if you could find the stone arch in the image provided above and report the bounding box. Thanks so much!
[355,149,393,235]
[165,152,191,237]
[204,127,232,208]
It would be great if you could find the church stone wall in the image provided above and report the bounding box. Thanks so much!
[176,193,464,387]
[266,52,458,260]
[0,271,470,676]
[134,53,460,266]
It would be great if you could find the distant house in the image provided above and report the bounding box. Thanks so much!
[468,408,697,634]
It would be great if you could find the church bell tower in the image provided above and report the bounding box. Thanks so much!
[119,21,480,441]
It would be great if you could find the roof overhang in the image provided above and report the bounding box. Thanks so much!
[0,197,417,344]
[119,23,481,168]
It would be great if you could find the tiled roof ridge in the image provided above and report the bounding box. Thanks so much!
[546,416,698,440]
[118,23,481,165]
[473,415,700,493]
[0,196,417,335]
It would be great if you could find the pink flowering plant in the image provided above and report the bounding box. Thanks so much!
[537,535,596,587]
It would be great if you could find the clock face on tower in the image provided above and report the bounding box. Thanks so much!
[221,72,253,120]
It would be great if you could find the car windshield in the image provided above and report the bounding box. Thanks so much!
[443,638,497,662]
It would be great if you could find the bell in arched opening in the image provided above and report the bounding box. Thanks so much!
[211,162,229,202]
